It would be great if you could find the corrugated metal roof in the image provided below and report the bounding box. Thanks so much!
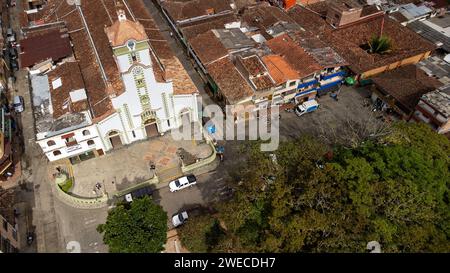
[407,20,450,52]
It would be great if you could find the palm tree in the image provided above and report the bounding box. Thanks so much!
[368,35,393,54]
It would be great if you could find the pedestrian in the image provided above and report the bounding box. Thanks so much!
[170,31,173,38]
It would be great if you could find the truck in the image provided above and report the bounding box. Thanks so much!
[295,99,319,117]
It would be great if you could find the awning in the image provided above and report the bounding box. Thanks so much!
[61,132,75,139]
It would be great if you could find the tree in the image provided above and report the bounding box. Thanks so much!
[178,214,226,252]
[97,196,168,253]
[368,35,393,54]
[213,123,450,252]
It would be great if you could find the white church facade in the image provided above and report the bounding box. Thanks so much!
[31,10,200,163]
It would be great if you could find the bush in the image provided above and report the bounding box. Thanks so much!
[59,178,73,193]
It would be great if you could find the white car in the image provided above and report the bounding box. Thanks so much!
[12,95,24,113]
[172,211,188,227]
[169,175,197,192]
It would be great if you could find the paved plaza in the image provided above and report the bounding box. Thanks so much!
[68,133,214,198]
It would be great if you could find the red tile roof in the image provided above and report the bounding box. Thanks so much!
[206,57,254,104]
[262,54,299,85]
[266,34,322,78]
[288,4,436,74]
[189,30,228,64]
[47,61,89,119]
[372,65,443,114]
[19,28,72,68]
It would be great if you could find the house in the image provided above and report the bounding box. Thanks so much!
[24,0,200,163]
[266,32,347,100]
[370,64,443,120]
[288,2,436,80]
[412,84,450,134]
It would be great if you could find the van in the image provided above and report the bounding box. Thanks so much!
[295,99,319,117]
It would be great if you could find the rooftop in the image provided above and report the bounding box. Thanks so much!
[206,57,254,104]
[288,3,436,74]
[421,84,450,118]
[180,13,238,40]
[25,0,197,120]
[161,0,234,24]
[105,10,148,47]
[19,26,72,68]
[372,64,443,115]
[407,15,450,52]
[289,31,348,68]
[212,28,256,50]
[30,71,90,139]
[239,55,268,77]
[262,54,300,85]
[330,0,363,11]
[241,3,298,31]
[266,33,323,78]
[416,55,450,85]
[47,61,89,119]
[189,30,228,65]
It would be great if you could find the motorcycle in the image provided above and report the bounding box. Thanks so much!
[27,232,34,246]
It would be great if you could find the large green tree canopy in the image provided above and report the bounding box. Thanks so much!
[215,123,450,252]
[97,196,168,253]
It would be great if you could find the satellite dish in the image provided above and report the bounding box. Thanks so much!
[367,241,382,253]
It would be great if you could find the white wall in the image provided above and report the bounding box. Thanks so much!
[37,124,105,162]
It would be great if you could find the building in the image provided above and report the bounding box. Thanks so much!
[370,64,443,120]
[0,189,19,253]
[159,0,348,113]
[0,107,13,175]
[23,0,200,163]
[413,84,450,134]
[288,1,436,80]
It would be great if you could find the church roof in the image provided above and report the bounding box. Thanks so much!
[105,10,148,47]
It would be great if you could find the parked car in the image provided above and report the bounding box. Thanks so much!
[295,99,319,117]
[10,59,19,71]
[6,28,15,43]
[169,174,197,192]
[172,211,188,227]
[12,95,24,113]
[9,47,17,59]
[123,186,153,203]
